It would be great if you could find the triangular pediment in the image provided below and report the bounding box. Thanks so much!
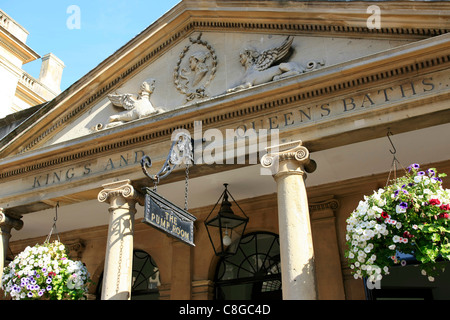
[1,0,448,158]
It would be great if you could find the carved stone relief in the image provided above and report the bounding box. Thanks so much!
[228,36,324,92]
[173,33,218,102]
[93,34,325,132]
[96,78,165,130]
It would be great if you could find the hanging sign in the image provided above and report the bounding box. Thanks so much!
[142,187,196,246]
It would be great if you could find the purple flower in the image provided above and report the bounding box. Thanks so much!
[399,202,408,210]
[427,169,436,177]
[408,163,420,171]
[46,285,52,291]
[394,189,408,198]
[27,292,33,298]
[418,171,425,176]
[46,277,52,284]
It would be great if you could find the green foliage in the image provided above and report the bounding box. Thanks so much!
[1,240,91,300]
[345,164,450,282]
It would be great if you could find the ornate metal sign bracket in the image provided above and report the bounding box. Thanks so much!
[141,131,193,189]
[140,131,197,246]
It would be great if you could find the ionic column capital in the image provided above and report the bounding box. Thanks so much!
[261,140,316,176]
[98,179,144,207]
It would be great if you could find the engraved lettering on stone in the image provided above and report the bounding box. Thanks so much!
[228,36,324,92]
[173,33,217,102]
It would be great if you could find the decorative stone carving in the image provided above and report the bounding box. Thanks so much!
[65,238,86,260]
[261,140,317,176]
[97,78,164,130]
[228,36,324,92]
[173,33,217,102]
[309,197,340,214]
[97,179,144,206]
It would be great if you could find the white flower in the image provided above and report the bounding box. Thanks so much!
[363,229,374,239]
[372,206,383,214]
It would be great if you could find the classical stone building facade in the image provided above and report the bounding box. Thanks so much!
[0,9,64,119]
[0,1,449,300]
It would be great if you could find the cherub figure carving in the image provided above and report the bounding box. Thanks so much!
[106,78,164,127]
[228,36,303,93]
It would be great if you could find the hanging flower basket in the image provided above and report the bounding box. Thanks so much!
[1,240,91,300]
[345,163,450,283]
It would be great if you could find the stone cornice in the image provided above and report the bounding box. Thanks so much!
[0,33,449,182]
[0,1,448,158]
[0,26,39,64]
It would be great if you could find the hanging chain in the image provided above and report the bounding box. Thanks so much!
[153,176,159,192]
[184,163,190,211]
[385,129,406,186]
[45,202,60,243]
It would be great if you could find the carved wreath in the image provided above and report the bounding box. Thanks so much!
[173,33,218,102]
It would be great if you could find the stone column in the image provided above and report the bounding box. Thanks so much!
[261,140,317,300]
[98,180,144,300]
[0,209,23,283]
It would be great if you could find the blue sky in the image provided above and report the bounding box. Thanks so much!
[2,0,180,91]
